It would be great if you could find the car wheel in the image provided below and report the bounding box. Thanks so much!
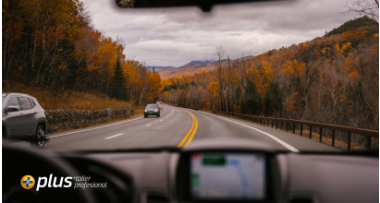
[144,114,147,118]
[158,113,160,117]
[31,125,46,148]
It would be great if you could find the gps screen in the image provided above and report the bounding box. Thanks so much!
[190,153,266,199]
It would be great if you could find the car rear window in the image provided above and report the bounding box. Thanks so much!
[19,97,33,110]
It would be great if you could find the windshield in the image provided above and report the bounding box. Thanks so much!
[146,104,158,109]
[2,0,378,152]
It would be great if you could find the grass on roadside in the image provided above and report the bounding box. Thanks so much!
[51,109,144,134]
[3,81,133,110]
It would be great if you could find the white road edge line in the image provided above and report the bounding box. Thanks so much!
[147,124,151,127]
[49,117,143,139]
[105,133,124,140]
[200,111,299,152]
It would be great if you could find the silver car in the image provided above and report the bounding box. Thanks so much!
[2,93,47,147]
[144,103,161,118]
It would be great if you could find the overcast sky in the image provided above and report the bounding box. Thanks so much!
[81,0,356,67]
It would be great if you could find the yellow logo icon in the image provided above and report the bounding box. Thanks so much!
[21,175,35,189]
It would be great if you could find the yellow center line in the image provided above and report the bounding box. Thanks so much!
[184,113,198,147]
[177,110,198,148]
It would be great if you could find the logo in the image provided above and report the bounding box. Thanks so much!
[20,174,107,191]
[21,175,35,189]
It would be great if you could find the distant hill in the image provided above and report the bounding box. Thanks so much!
[147,66,176,72]
[158,59,233,79]
[325,16,378,37]
[184,60,216,66]
[158,63,215,79]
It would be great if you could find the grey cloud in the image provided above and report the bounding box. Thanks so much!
[81,0,355,66]
[150,23,184,33]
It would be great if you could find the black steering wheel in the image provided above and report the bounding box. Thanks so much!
[2,145,96,203]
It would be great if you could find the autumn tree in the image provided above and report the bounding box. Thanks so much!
[110,56,129,101]
[249,60,273,116]
[215,46,226,111]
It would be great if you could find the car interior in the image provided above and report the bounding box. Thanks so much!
[3,138,379,203]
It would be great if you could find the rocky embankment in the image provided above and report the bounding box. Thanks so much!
[45,108,134,133]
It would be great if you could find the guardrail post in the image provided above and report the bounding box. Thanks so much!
[319,127,323,142]
[367,136,371,150]
[267,120,269,127]
[286,122,289,132]
[332,130,335,146]
[300,124,303,136]
[293,123,295,134]
[281,121,283,130]
[347,132,351,151]
[275,121,278,129]
[271,120,273,128]
[309,126,312,139]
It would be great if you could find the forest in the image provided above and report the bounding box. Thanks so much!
[2,0,161,107]
[160,16,379,131]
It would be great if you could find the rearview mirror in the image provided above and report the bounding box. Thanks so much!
[116,0,279,12]
[5,106,20,112]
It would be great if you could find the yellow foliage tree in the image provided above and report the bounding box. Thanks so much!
[249,61,273,116]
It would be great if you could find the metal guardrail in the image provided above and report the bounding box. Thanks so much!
[212,111,379,151]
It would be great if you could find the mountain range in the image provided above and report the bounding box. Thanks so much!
[152,60,220,79]
[147,66,176,72]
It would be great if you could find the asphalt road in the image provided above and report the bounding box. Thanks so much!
[31,103,340,152]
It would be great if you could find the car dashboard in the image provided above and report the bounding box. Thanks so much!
[3,138,379,203]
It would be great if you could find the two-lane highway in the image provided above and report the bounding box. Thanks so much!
[41,103,339,152]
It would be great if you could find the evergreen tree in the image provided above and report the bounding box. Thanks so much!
[152,66,155,73]
[111,56,129,101]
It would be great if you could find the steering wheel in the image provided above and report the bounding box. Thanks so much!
[2,145,96,203]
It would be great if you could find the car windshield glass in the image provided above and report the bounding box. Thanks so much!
[146,104,157,109]
[3,0,378,152]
